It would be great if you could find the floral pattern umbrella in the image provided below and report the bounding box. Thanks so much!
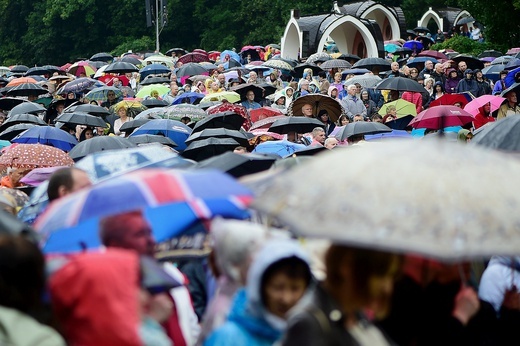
[0,143,73,170]
[207,100,251,130]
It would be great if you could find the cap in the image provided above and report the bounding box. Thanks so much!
[465,69,474,74]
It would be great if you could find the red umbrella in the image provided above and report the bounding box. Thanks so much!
[208,51,220,62]
[178,52,210,64]
[430,93,470,108]
[250,115,286,130]
[207,100,251,130]
[249,107,284,123]
[418,50,449,60]
[409,106,475,129]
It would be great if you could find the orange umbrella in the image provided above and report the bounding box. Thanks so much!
[0,143,74,170]
[6,77,37,87]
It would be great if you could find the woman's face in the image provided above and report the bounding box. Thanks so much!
[118,108,127,117]
[341,117,349,126]
[334,74,341,82]
[286,89,293,97]
[361,92,368,100]
[331,89,337,97]
[305,74,312,81]
[85,129,94,139]
[263,271,308,319]
[426,80,433,88]
[276,96,285,105]
[435,85,442,92]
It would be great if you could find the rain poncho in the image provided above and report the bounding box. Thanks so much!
[479,256,520,312]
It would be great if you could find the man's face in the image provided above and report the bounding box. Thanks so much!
[435,64,444,73]
[120,214,156,256]
[107,92,116,100]
[301,82,309,90]
[71,169,92,193]
[325,138,338,149]
[348,87,356,96]
[113,78,121,86]
[425,61,433,70]
[507,92,517,104]
[391,62,399,72]
[246,91,255,101]
[302,104,313,117]
[170,83,179,95]
[354,115,364,122]
[314,130,326,144]
[218,74,225,84]
[458,62,467,72]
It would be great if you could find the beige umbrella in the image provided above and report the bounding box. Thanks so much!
[253,140,520,262]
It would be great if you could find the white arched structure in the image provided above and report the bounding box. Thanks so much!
[454,10,472,25]
[360,4,400,41]
[281,12,302,60]
[417,7,443,30]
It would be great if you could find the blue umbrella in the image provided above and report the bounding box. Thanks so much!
[130,119,192,151]
[0,140,10,149]
[505,58,520,71]
[407,57,438,69]
[220,50,241,64]
[365,130,412,141]
[505,66,520,88]
[252,140,306,157]
[171,92,205,105]
[482,64,507,82]
[12,126,78,151]
[139,63,172,80]
[403,40,423,52]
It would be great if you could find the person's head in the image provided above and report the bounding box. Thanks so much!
[246,90,255,101]
[249,71,258,81]
[233,146,247,154]
[7,168,30,187]
[117,106,128,118]
[150,90,159,98]
[448,69,458,79]
[371,113,383,123]
[434,82,444,93]
[338,114,349,126]
[112,77,121,87]
[285,87,294,98]
[410,68,419,78]
[457,129,473,143]
[47,167,92,202]
[107,91,116,101]
[416,77,424,86]
[275,94,285,105]
[318,71,327,80]
[458,61,467,72]
[318,110,329,124]
[217,73,226,85]
[56,103,65,115]
[300,80,310,91]
[0,113,5,125]
[99,210,155,257]
[360,90,370,101]
[506,91,517,105]
[434,63,444,74]
[353,114,364,122]
[500,70,508,80]
[334,72,342,82]
[180,116,191,124]
[211,81,220,92]
[311,127,326,144]
[391,62,399,72]
[425,60,434,70]
[169,82,179,95]
[424,78,434,89]
[347,84,357,96]
[481,102,491,115]
[464,69,474,80]
[453,102,463,108]
[79,126,95,141]
[324,137,338,149]
[324,244,402,319]
[301,103,313,117]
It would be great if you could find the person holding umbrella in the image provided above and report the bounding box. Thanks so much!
[497,91,520,119]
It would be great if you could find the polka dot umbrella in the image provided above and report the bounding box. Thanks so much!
[0,143,74,171]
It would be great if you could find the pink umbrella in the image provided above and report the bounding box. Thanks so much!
[409,106,475,129]
[463,95,506,116]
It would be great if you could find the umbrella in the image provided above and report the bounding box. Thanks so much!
[178,52,210,64]
[253,139,520,261]
[120,56,142,66]
[491,56,513,65]
[130,119,191,151]
[305,52,331,64]
[166,48,188,56]
[262,59,294,71]
[185,128,249,146]
[229,83,264,102]
[24,66,52,76]
[287,94,344,123]
[36,168,253,253]
[378,99,417,117]
[90,52,113,62]
[162,104,207,122]
[406,57,439,69]
[143,55,175,68]
[384,115,416,131]
[176,63,208,78]
[504,58,520,71]
[57,78,103,94]
[0,113,46,132]
[196,152,277,178]
[55,112,107,128]
[269,116,324,134]
[75,146,190,183]
[409,106,475,129]
[192,111,245,133]
[66,103,111,117]
[200,91,241,104]
[172,92,205,105]
[478,50,504,58]
[104,61,139,74]
[12,126,78,151]
[376,77,425,93]
[319,59,352,70]
[335,122,392,141]
[134,108,165,120]
[342,74,381,88]
[127,134,178,148]
[365,129,412,141]
[139,64,172,80]
[451,54,485,71]
[252,140,306,157]
[335,53,361,62]
[429,93,470,108]
[10,101,46,117]
[413,26,430,33]
[220,50,241,63]
[6,77,37,87]
[290,145,327,157]
[418,50,448,60]
[403,40,423,52]
[136,84,170,98]
[506,48,520,55]
[292,63,323,78]
[69,136,137,161]
[0,123,38,141]
[249,107,284,123]
[0,97,26,111]
[67,61,97,77]
[0,143,73,170]
[471,115,520,152]
[456,16,475,25]
[20,166,64,187]
[206,100,249,127]
[84,86,123,102]
[10,65,29,74]
[250,115,287,131]
[141,98,169,108]
[182,137,240,161]
[353,57,391,72]
[118,118,152,134]
[139,76,171,86]
[463,95,506,115]
[481,64,506,82]
[6,83,48,97]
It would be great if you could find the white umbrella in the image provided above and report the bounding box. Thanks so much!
[253,140,520,262]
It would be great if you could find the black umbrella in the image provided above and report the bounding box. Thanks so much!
[0,113,46,133]
[197,101,222,110]
[0,123,38,140]
[336,53,361,62]
[120,56,142,65]
[478,50,504,58]
[9,101,46,116]
[55,112,107,127]
[269,116,324,134]
[104,61,139,74]
[353,57,392,72]
[69,136,137,161]
[471,116,520,151]
[185,128,249,146]
[336,122,392,141]
[182,137,240,161]
[119,118,152,134]
[292,145,328,156]
[501,82,520,97]
[376,77,425,93]
[90,52,114,62]
[127,134,178,148]
[166,48,188,56]
[196,151,277,178]
[65,103,111,117]
[10,65,29,73]
[140,76,171,86]
[257,83,277,97]
[413,26,430,33]
[7,83,48,97]
[319,59,352,70]
[192,111,245,132]
[456,17,475,25]
[24,66,52,76]
[230,83,264,102]
[141,98,169,108]
[287,94,344,123]
[226,58,242,68]
[176,63,207,78]
[292,63,323,78]
[88,61,108,69]
[0,97,26,111]
[451,54,484,71]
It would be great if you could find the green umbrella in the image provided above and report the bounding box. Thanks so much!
[378,99,417,118]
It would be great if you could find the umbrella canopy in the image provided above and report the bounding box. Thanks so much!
[130,119,191,151]
[185,128,249,146]
[0,97,26,111]
[504,58,520,71]
[176,63,208,78]
[200,91,241,104]
[24,66,53,76]
[292,63,323,78]
[352,57,391,72]
[403,40,423,52]
[418,50,448,60]
[0,143,73,170]
[406,57,439,69]
[463,95,506,116]
[0,113,46,132]
[376,77,425,93]
[429,93,471,108]
[84,86,122,102]
[127,134,178,148]
[6,83,48,97]
[57,77,103,94]
[162,104,207,122]
[104,61,139,74]
[365,129,412,141]
[140,76,171,86]
[90,52,113,62]
[182,137,240,161]
[139,64,172,80]
[136,84,170,99]
[229,83,264,102]
[471,115,520,152]
[67,103,111,117]
[55,112,107,128]
[67,61,97,77]
[481,64,506,82]
[141,98,170,108]
[69,136,137,161]
[206,100,249,128]
[36,168,252,253]
[177,52,210,64]
[413,26,430,33]
[118,118,152,134]
[250,115,287,131]
[12,126,78,151]
[10,65,29,74]
[166,48,188,56]
[378,99,417,117]
[319,59,352,70]
[171,92,205,105]
[269,116,324,134]
[120,56,143,66]
[409,106,475,129]
[335,121,392,141]
[452,54,485,71]
[192,111,245,133]
[343,74,381,88]
[287,94,344,123]
[6,77,36,87]
[262,59,294,71]
[196,152,277,178]
[491,56,513,65]
[0,123,38,141]
[252,140,306,157]
[478,50,504,58]
[305,52,331,64]
[249,106,284,123]
[253,139,520,261]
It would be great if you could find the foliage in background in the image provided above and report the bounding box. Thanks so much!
[431,35,495,56]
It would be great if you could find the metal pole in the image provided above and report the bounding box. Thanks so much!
[155,0,160,52]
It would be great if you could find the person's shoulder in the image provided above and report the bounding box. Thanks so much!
[204,320,249,346]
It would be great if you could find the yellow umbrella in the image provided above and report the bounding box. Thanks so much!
[110,100,147,117]
[378,99,417,118]
[201,91,241,104]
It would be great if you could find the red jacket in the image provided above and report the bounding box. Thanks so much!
[401,91,423,114]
